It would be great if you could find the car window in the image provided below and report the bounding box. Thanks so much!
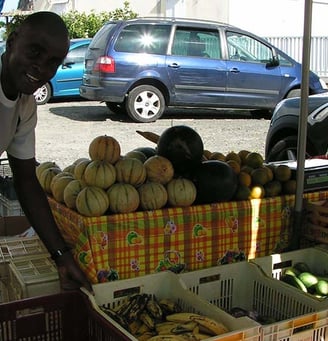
[115,24,171,54]
[66,44,89,63]
[172,27,221,59]
[89,23,117,50]
[226,31,273,63]
[278,53,293,67]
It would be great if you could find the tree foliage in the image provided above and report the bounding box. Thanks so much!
[3,1,138,39]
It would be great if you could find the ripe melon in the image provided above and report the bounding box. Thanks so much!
[36,161,60,181]
[84,160,116,189]
[38,167,62,194]
[107,183,140,213]
[51,175,75,203]
[63,179,86,209]
[157,125,204,176]
[138,182,168,210]
[193,160,238,204]
[89,135,121,164]
[115,157,147,187]
[76,186,109,217]
[166,178,197,207]
[74,159,92,181]
[144,155,174,185]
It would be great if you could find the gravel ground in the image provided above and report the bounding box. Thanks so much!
[33,100,271,169]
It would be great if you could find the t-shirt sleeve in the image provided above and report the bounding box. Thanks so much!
[6,98,37,160]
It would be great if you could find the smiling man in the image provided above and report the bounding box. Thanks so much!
[0,11,92,293]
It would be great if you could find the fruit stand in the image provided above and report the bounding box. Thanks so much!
[4,125,328,341]
[49,190,328,284]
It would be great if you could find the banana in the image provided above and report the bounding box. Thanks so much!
[147,296,163,320]
[148,336,187,341]
[159,299,181,314]
[127,294,149,321]
[129,320,143,335]
[156,322,180,335]
[171,321,198,334]
[138,331,156,340]
[166,313,201,323]
[140,310,156,330]
[191,316,228,336]
[136,323,152,335]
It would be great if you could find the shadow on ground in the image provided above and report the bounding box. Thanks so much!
[48,100,271,123]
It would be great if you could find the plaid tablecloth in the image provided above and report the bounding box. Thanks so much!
[48,190,328,283]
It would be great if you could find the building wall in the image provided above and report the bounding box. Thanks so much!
[31,0,328,37]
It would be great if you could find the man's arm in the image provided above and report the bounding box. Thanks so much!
[8,154,93,292]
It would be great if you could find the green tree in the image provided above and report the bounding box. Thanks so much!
[3,1,138,39]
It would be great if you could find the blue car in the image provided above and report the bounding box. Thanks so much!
[80,18,327,123]
[34,38,91,104]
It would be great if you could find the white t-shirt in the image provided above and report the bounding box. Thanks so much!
[0,58,37,160]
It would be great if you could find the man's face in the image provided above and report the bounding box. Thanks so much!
[6,25,69,95]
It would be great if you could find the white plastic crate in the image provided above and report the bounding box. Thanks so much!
[6,253,60,300]
[249,247,328,280]
[83,271,261,341]
[0,236,48,263]
[250,247,328,306]
[179,262,328,341]
[0,194,23,216]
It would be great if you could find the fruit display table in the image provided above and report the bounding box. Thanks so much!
[48,190,328,284]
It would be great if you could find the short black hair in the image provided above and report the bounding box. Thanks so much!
[18,11,69,37]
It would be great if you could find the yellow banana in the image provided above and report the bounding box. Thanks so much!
[191,316,228,336]
[166,313,201,323]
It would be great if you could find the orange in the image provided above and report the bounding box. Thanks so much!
[240,165,254,175]
[234,185,251,201]
[245,152,264,169]
[238,171,252,187]
[283,179,297,194]
[262,165,274,182]
[250,185,265,199]
[203,149,212,160]
[225,151,241,165]
[238,150,251,165]
[227,159,241,174]
[264,180,282,197]
[251,167,268,186]
[209,152,226,161]
[274,165,292,182]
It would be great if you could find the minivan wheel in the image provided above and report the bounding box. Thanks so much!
[106,101,127,115]
[34,83,52,105]
[127,85,165,123]
[266,136,316,162]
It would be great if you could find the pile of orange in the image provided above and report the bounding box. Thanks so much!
[205,149,296,201]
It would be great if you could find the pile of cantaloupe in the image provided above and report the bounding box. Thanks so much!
[37,127,295,217]
[37,134,197,217]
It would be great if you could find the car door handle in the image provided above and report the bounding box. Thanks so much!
[229,67,240,73]
[168,63,180,68]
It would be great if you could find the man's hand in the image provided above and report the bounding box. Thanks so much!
[55,252,94,294]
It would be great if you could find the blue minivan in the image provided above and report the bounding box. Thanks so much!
[80,17,327,123]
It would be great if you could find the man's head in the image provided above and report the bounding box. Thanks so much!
[2,11,70,99]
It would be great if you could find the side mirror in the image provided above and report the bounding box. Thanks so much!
[267,55,279,67]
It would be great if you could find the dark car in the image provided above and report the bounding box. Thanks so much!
[80,17,327,123]
[265,94,328,162]
[34,38,91,104]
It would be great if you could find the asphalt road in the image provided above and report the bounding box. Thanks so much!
[35,99,271,168]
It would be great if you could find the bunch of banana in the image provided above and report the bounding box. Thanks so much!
[100,295,229,341]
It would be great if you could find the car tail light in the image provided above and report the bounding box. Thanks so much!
[94,56,115,73]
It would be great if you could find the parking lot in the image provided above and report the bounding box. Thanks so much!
[35,99,271,168]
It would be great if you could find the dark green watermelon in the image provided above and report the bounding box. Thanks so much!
[193,160,238,204]
[157,125,204,176]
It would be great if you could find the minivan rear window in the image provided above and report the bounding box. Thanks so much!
[114,24,171,54]
[89,23,117,50]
